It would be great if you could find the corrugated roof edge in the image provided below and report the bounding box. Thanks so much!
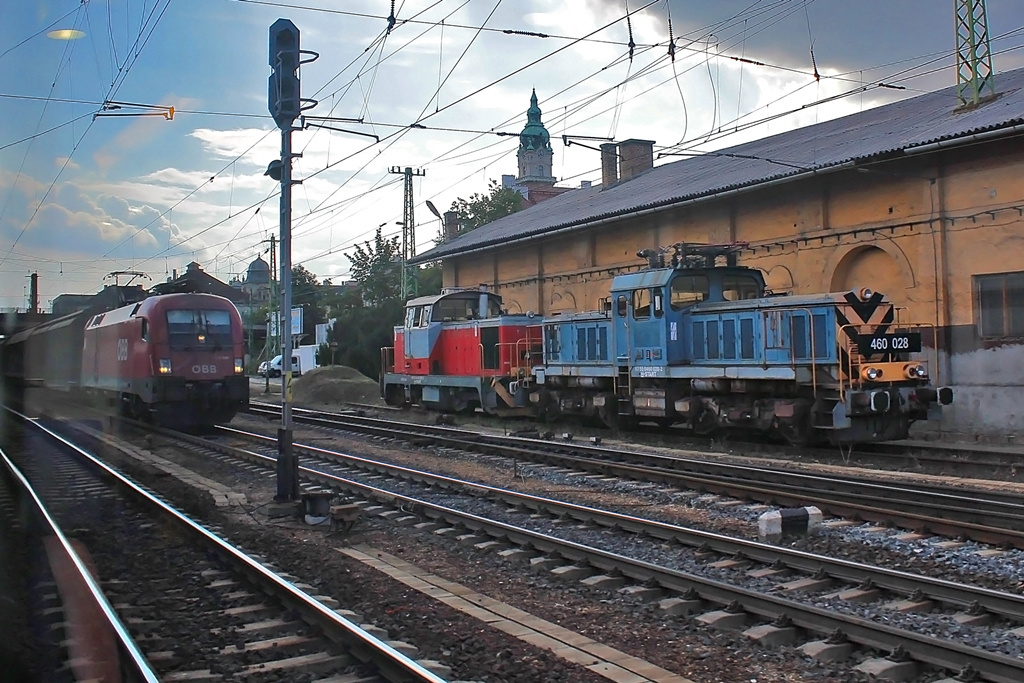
[410,68,1024,265]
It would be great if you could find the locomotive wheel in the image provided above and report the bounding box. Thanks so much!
[383,386,407,407]
[778,411,824,447]
[597,403,616,429]
[538,402,559,423]
[692,407,718,436]
[602,408,638,431]
[778,419,811,447]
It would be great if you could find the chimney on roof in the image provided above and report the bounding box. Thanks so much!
[618,139,654,180]
[29,272,38,314]
[600,143,618,187]
[443,210,460,242]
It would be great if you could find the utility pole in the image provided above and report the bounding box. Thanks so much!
[268,18,317,501]
[388,166,425,298]
[264,234,276,395]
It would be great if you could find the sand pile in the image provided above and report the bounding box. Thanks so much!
[291,366,385,407]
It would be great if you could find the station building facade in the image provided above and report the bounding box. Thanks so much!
[414,70,1024,440]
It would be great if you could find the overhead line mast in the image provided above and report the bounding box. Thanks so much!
[955,0,996,108]
[389,166,425,299]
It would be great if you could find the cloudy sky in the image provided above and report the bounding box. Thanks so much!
[2,0,1024,311]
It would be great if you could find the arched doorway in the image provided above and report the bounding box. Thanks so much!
[829,244,907,297]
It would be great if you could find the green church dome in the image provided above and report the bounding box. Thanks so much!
[519,89,551,151]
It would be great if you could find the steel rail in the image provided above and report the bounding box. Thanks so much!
[169,423,1024,683]
[213,424,1024,621]
[251,401,1024,506]
[21,413,447,683]
[0,442,161,683]
[245,404,1024,547]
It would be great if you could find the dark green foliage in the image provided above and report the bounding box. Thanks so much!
[291,264,326,343]
[446,179,523,238]
[347,227,401,307]
[326,298,404,379]
[317,229,438,379]
[417,262,442,296]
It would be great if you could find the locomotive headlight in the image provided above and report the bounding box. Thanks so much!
[159,359,172,374]
[861,366,883,381]
[234,358,244,374]
[904,363,927,379]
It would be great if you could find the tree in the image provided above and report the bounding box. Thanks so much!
[290,264,326,343]
[325,298,404,379]
[446,179,523,239]
[320,227,404,378]
[324,230,445,379]
[347,226,402,306]
[417,262,442,296]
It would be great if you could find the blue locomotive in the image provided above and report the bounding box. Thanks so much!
[382,243,951,444]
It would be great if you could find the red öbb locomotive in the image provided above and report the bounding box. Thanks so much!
[3,292,249,428]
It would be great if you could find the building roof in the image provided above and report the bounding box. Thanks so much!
[412,66,1024,265]
[150,261,248,303]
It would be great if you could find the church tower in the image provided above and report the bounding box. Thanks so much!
[516,89,556,184]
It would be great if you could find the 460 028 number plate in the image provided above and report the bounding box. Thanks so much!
[857,333,922,353]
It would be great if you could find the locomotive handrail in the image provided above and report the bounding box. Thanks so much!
[758,306,820,398]
[381,346,395,374]
[836,321,939,400]
[788,307,819,398]
[494,335,544,377]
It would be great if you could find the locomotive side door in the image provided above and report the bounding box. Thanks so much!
[627,287,666,370]
[762,309,793,365]
[613,293,631,367]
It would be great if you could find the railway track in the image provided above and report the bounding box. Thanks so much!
[0,409,447,683]
[117,417,1024,682]
[247,401,1024,548]
[332,400,1024,481]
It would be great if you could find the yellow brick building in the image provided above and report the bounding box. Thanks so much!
[414,70,1024,440]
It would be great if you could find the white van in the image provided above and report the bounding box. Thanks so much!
[264,348,317,377]
[264,354,298,378]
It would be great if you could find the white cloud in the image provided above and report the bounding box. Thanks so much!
[6,0,1024,305]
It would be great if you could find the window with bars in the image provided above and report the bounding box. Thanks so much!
[975,272,1024,338]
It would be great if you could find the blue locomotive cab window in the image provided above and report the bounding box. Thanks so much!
[616,295,628,318]
[166,309,233,350]
[723,275,761,301]
[633,289,651,320]
[405,306,418,329]
[670,275,709,310]
[653,291,664,318]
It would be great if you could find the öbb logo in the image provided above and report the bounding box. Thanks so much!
[192,364,218,374]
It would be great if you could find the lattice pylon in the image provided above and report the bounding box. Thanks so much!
[955,0,996,107]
